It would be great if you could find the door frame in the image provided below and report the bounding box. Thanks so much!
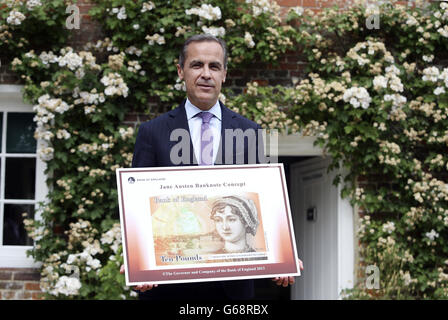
[288,156,355,299]
[0,85,47,268]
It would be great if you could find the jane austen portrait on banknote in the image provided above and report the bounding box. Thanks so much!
[210,196,259,254]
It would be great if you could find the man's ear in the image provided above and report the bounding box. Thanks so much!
[176,64,184,80]
[222,68,227,83]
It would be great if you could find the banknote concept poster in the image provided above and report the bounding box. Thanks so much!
[117,164,301,285]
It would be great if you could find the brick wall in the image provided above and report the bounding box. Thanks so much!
[0,268,42,300]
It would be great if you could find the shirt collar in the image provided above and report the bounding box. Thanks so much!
[185,98,222,121]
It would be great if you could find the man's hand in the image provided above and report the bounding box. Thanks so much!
[272,276,295,287]
[272,259,304,287]
[120,264,158,292]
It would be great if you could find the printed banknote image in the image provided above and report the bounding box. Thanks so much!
[150,193,268,266]
[117,164,301,285]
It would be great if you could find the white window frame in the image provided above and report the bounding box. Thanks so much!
[0,85,47,268]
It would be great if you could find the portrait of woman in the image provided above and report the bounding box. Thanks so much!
[210,195,260,254]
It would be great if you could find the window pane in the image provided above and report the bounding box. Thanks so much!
[5,158,36,199]
[6,113,36,153]
[3,204,34,246]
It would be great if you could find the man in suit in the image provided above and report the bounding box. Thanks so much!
[128,34,297,300]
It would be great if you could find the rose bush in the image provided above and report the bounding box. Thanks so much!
[230,0,448,299]
[13,46,138,298]
[0,0,71,61]
[10,0,300,299]
[87,0,298,109]
[7,0,448,299]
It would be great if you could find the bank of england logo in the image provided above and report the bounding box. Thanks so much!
[128,177,135,184]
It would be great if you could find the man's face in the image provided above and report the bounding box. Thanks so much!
[177,41,227,110]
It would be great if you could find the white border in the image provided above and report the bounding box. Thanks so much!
[117,163,301,285]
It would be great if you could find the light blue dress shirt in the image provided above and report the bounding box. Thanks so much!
[184,98,222,165]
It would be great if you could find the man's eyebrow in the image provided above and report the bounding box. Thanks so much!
[209,61,223,68]
[188,60,223,68]
[189,60,203,66]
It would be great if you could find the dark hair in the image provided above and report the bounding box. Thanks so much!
[211,203,244,222]
[178,34,228,70]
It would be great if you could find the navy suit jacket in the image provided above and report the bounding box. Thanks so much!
[132,100,265,300]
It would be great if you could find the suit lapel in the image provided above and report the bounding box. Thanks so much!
[215,101,237,165]
[167,100,198,165]
[220,100,238,130]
